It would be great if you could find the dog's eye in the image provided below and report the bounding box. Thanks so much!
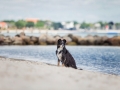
[58,41,62,44]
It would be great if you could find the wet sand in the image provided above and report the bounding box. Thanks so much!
[0,57,120,90]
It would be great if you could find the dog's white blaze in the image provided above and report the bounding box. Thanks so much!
[57,45,63,61]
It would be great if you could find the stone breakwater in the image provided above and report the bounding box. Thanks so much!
[0,32,120,46]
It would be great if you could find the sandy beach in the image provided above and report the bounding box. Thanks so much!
[0,57,120,90]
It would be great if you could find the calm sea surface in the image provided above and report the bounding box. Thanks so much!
[0,46,120,75]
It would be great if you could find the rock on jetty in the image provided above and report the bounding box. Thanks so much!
[0,32,120,46]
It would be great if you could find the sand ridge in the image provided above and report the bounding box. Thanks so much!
[0,57,120,90]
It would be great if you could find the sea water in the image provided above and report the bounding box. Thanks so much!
[1,32,120,37]
[0,46,120,75]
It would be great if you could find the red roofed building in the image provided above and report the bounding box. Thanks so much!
[0,22,8,29]
[26,18,39,24]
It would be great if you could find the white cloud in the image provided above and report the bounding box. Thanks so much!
[0,0,120,22]
[82,0,95,5]
[85,14,100,22]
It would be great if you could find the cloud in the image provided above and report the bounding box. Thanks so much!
[0,0,120,22]
[85,14,100,22]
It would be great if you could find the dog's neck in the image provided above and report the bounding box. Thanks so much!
[57,45,67,54]
[57,45,65,50]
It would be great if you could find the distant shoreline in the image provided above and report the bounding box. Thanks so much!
[1,29,120,34]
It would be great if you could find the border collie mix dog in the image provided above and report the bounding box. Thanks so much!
[56,39,77,69]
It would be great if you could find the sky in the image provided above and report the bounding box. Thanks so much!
[0,0,120,22]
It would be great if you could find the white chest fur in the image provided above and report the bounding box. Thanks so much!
[57,47,63,61]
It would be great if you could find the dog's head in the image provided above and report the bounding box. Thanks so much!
[57,39,66,48]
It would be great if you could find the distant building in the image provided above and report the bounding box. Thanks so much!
[61,22,75,30]
[25,18,39,24]
[94,23,101,30]
[75,24,80,30]
[0,22,8,29]
[105,25,109,30]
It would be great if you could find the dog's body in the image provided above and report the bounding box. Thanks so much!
[56,39,77,69]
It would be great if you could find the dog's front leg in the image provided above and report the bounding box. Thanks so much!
[62,62,65,67]
[58,60,60,66]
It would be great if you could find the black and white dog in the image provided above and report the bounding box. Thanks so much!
[56,39,77,69]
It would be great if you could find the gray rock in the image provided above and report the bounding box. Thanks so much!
[85,35,95,45]
[78,38,87,45]
[39,34,47,42]
[46,35,56,45]
[21,36,31,45]
[3,36,12,45]
[30,36,39,44]
[12,37,23,45]
[62,36,72,43]
[68,34,81,43]
[0,34,4,45]
[19,32,25,37]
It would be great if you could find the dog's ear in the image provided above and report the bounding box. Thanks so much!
[57,39,61,43]
[63,39,66,43]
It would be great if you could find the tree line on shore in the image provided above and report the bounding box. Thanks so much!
[1,20,120,30]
